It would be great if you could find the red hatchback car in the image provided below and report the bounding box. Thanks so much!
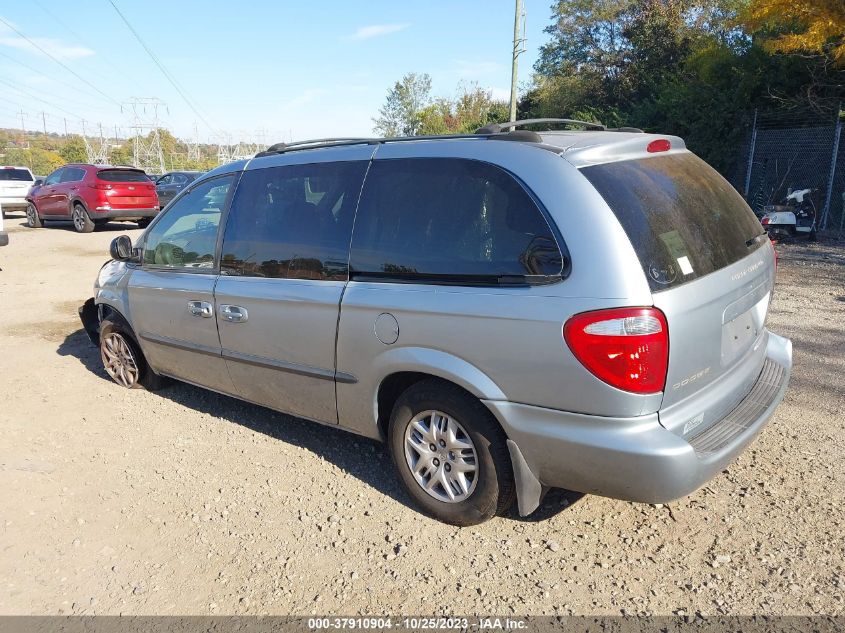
[26,164,159,233]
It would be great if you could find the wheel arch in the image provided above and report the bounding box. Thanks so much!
[371,348,507,441]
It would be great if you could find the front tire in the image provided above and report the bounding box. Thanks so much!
[388,379,515,525]
[26,203,42,228]
[72,203,95,233]
[99,319,165,391]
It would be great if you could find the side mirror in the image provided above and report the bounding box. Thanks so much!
[33,179,44,187]
[110,235,135,261]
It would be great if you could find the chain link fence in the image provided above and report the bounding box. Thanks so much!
[730,107,844,237]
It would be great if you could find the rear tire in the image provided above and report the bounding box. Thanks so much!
[26,203,42,228]
[387,379,515,525]
[72,203,95,233]
[137,218,151,229]
[99,319,165,391]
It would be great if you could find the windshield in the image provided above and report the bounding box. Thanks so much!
[581,153,766,291]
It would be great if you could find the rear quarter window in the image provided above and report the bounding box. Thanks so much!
[581,153,766,291]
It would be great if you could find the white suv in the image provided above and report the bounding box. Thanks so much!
[0,166,35,220]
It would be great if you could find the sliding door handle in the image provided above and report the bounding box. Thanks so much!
[187,300,213,318]
[220,304,248,323]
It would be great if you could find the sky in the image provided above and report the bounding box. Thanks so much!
[0,0,551,146]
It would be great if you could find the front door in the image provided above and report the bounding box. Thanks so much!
[128,174,237,395]
[214,150,372,423]
[35,168,63,215]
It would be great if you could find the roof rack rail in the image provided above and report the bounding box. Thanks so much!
[253,133,501,157]
[476,118,606,134]
[255,137,380,157]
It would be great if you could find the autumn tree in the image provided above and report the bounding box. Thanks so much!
[741,0,845,65]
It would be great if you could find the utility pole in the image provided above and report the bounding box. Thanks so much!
[509,0,525,122]
[41,111,47,136]
[64,118,68,137]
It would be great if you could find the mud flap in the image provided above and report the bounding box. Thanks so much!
[506,439,543,516]
[78,298,100,346]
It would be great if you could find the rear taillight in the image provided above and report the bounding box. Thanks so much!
[563,307,669,394]
[761,216,769,225]
[88,182,113,190]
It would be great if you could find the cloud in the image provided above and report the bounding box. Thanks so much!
[0,35,94,59]
[0,20,93,59]
[348,23,410,40]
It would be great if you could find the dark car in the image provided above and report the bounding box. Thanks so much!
[26,164,159,233]
[155,171,203,208]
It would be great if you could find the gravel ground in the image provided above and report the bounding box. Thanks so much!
[0,214,843,617]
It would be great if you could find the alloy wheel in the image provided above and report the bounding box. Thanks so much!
[72,207,86,232]
[26,204,38,227]
[403,409,478,503]
[100,332,140,388]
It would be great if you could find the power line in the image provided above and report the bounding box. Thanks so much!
[30,0,133,83]
[0,16,123,108]
[0,64,118,119]
[0,76,85,120]
[106,0,217,134]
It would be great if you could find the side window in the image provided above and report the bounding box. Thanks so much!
[349,158,563,282]
[220,161,368,280]
[157,174,172,186]
[44,169,63,185]
[172,174,187,185]
[142,175,235,269]
[60,167,84,183]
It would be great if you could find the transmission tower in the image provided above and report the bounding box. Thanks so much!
[187,122,200,163]
[82,120,110,164]
[125,97,166,173]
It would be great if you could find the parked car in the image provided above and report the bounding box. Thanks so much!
[0,165,35,219]
[79,120,792,525]
[26,164,160,233]
[155,171,203,208]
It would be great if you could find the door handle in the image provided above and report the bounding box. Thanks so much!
[220,304,248,323]
[187,300,213,318]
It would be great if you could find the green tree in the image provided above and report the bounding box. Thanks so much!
[59,135,88,163]
[373,72,432,136]
[3,147,63,175]
[418,84,509,135]
[109,143,133,166]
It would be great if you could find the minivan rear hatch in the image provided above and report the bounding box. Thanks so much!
[580,152,774,439]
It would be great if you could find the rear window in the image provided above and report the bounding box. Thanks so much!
[581,153,766,291]
[0,168,33,181]
[97,169,149,183]
[349,158,564,284]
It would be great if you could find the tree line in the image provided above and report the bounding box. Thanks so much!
[374,0,845,178]
[0,127,219,176]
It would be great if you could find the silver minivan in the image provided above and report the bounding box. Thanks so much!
[80,120,792,525]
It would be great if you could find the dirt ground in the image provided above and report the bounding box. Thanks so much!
[0,212,843,617]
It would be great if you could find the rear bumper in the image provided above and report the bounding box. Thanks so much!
[486,332,792,509]
[92,207,158,220]
[0,197,28,210]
